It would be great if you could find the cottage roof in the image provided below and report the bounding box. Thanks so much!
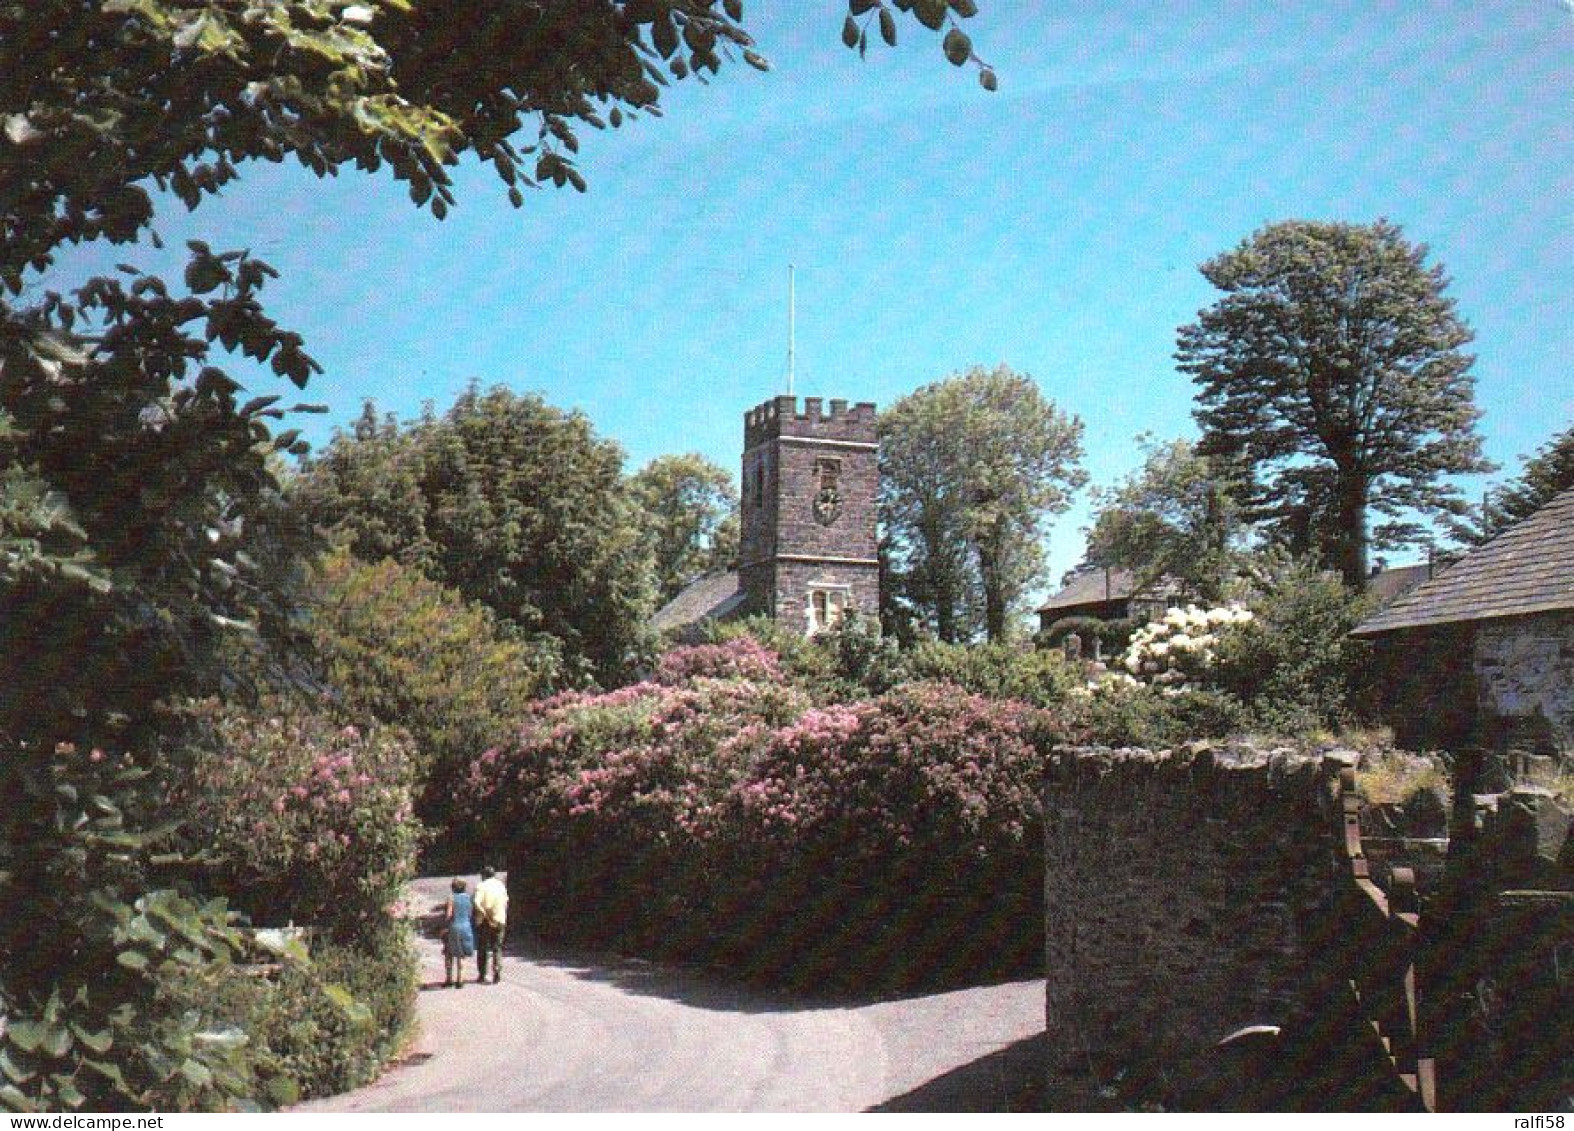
[1363,562,1433,607]
[650,570,747,635]
[1352,487,1574,637]
[1037,567,1166,615]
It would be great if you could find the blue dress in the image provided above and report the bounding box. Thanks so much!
[444,892,476,958]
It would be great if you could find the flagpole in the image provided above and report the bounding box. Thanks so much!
[787,263,795,397]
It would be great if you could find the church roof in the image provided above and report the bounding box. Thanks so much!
[1352,487,1574,636]
[651,570,748,635]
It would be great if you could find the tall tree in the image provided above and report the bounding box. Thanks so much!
[629,453,738,604]
[296,385,656,687]
[1178,220,1491,585]
[881,365,1086,642]
[1083,436,1245,602]
[1478,422,1574,538]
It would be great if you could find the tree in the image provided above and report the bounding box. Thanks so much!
[1178,220,1491,586]
[1083,436,1245,602]
[296,385,656,686]
[1478,422,1574,538]
[629,453,738,604]
[881,365,1086,642]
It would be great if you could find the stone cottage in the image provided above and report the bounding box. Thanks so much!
[652,395,880,640]
[1351,486,1574,756]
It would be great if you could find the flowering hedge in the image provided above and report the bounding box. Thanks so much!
[171,699,424,941]
[653,636,785,686]
[464,640,1060,988]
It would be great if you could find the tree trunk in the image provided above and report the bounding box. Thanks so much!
[1336,473,1369,586]
[977,539,1008,643]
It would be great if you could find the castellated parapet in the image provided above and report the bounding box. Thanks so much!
[744,395,878,451]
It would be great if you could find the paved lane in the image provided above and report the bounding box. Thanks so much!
[301,877,1044,1113]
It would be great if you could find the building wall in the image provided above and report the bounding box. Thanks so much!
[739,396,879,629]
[1472,610,1574,754]
[1370,611,1574,756]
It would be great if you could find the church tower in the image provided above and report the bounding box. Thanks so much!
[739,396,880,634]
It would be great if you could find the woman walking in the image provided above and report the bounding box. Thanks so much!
[442,877,476,988]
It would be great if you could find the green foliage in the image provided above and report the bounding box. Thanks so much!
[165,924,417,1106]
[698,614,903,701]
[0,741,256,1112]
[880,364,1086,642]
[296,387,656,686]
[1070,683,1250,749]
[1180,219,1491,584]
[304,548,559,827]
[1084,436,1246,602]
[1212,558,1375,734]
[168,699,424,942]
[897,639,1079,708]
[1039,615,1137,654]
[1,1,993,1109]
[1479,422,1574,539]
[629,453,739,604]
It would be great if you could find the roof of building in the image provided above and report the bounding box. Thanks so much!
[1041,561,1436,619]
[1363,562,1433,607]
[1037,567,1164,615]
[650,570,748,635]
[1352,487,1574,636]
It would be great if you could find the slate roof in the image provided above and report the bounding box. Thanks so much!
[1037,567,1135,614]
[650,570,747,635]
[1352,486,1574,636]
[1363,562,1433,608]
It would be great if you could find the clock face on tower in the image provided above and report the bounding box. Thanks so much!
[813,458,842,526]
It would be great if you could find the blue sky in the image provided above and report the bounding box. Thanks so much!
[47,2,1574,590]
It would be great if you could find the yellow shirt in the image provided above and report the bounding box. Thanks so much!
[474,876,508,928]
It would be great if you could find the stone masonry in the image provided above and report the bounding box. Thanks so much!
[739,396,879,633]
[1472,610,1574,754]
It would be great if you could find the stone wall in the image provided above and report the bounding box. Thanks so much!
[1473,610,1574,755]
[1044,741,1572,1111]
[1043,742,1420,1111]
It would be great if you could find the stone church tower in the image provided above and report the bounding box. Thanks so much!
[739,396,880,634]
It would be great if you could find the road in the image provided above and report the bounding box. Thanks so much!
[301,876,1045,1113]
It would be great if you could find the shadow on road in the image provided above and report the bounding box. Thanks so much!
[501,932,1039,1015]
[867,1031,1046,1112]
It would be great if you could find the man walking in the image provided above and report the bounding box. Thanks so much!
[474,865,508,984]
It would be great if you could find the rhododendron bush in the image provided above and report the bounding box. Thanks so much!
[171,699,424,940]
[464,636,1059,988]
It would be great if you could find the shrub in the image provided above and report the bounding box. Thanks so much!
[732,682,1052,865]
[1072,681,1249,748]
[305,549,560,834]
[1116,603,1253,690]
[167,923,418,1106]
[895,639,1079,708]
[654,635,785,685]
[696,616,897,701]
[170,699,424,941]
[467,644,1064,989]
[1212,560,1374,732]
[0,738,259,1113]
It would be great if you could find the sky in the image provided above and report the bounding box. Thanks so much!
[46,1,1574,593]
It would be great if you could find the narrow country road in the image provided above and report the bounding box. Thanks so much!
[300,876,1045,1113]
